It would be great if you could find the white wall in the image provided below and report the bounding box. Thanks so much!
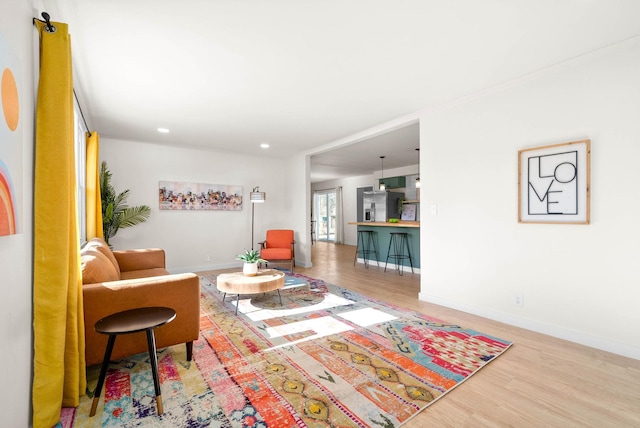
[0,1,35,425]
[101,139,289,272]
[284,152,312,267]
[419,37,640,359]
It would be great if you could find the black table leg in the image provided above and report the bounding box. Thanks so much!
[90,334,116,417]
[146,328,163,415]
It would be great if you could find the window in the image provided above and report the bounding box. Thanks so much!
[73,96,87,243]
[314,190,336,242]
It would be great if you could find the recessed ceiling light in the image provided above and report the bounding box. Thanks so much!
[260,143,270,149]
[157,128,170,133]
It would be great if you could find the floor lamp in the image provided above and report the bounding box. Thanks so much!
[250,186,266,249]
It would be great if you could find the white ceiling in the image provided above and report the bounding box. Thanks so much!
[44,0,640,182]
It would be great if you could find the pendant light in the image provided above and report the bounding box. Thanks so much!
[415,148,421,188]
[379,156,386,190]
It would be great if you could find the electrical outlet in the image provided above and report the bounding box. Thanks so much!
[205,254,211,262]
[513,293,524,307]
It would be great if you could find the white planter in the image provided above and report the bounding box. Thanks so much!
[243,262,259,276]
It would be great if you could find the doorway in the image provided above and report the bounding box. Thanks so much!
[314,190,336,242]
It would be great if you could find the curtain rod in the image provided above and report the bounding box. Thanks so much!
[73,89,92,137]
[33,12,56,33]
[33,12,94,138]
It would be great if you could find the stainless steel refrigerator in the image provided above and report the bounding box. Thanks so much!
[362,191,404,222]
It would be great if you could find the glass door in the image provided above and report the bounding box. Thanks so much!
[314,190,336,242]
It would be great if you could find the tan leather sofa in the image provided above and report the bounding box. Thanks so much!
[81,238,200,367]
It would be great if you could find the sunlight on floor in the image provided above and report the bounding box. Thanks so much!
[242,294,400,351]
[241,291,354,321]
[264,315,353,351]
[337,307,397,327]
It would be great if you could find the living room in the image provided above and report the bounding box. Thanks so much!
[2,1,640,427]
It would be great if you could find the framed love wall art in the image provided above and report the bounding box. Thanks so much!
[518,139,590,224]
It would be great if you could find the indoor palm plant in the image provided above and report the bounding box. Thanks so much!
[237,249,265,276]
[100,161,151,247]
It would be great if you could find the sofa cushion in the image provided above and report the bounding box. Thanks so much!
[85,237,120,273]
[81,249,121,284]
[120,268,169,280]
[261,248,292,260]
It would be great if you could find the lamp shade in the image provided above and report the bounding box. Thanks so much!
[250,187,266,203]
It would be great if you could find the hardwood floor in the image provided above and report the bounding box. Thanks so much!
[206,241,640,427]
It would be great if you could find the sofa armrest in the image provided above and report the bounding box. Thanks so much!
[83,272,200,366]
[113,248,166,272]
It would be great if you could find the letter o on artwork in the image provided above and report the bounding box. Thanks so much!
[554,162,576,183]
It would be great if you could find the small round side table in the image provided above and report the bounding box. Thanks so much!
[89,306,176,417]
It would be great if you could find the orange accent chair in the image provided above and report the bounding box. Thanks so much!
[259,229,295,271]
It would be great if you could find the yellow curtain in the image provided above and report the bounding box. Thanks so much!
[86,132,103,239]
[33,20,86,428]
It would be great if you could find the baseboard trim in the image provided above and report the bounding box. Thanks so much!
[170,259,313,274]
[170,262,240,274]
[355,258,421,274]
[419,292,639,360]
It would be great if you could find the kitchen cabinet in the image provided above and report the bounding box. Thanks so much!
[378,176,406,189]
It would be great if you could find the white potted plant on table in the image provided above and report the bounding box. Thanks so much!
[237,249,265,276]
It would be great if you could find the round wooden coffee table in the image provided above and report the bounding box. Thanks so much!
[217,269,285,314]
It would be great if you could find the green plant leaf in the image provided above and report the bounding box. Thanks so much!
[236,249,265,263]
[117,205,151,228]
[99,161,151,245]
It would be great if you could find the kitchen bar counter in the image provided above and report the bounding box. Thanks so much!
[348,221,420,271]
[349,221,419,228]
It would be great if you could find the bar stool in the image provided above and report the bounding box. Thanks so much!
[384,232,414,275]
[353,230,380,268]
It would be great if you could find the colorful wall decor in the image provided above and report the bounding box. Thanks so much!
[0,31,22,236]
[159,181,243,211]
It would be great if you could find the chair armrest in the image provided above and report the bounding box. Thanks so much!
[113,248,165,272]
[258,241,266,249]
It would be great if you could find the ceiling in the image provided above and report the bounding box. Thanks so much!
[44,1,640,182]
[310,122,420,182]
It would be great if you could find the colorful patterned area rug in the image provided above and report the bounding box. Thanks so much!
[60,272,512,427]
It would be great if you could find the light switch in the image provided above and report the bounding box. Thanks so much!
[430,204,438,215]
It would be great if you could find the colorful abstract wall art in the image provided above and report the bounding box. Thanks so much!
[159,181,243,211]
[0,31,21,236]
